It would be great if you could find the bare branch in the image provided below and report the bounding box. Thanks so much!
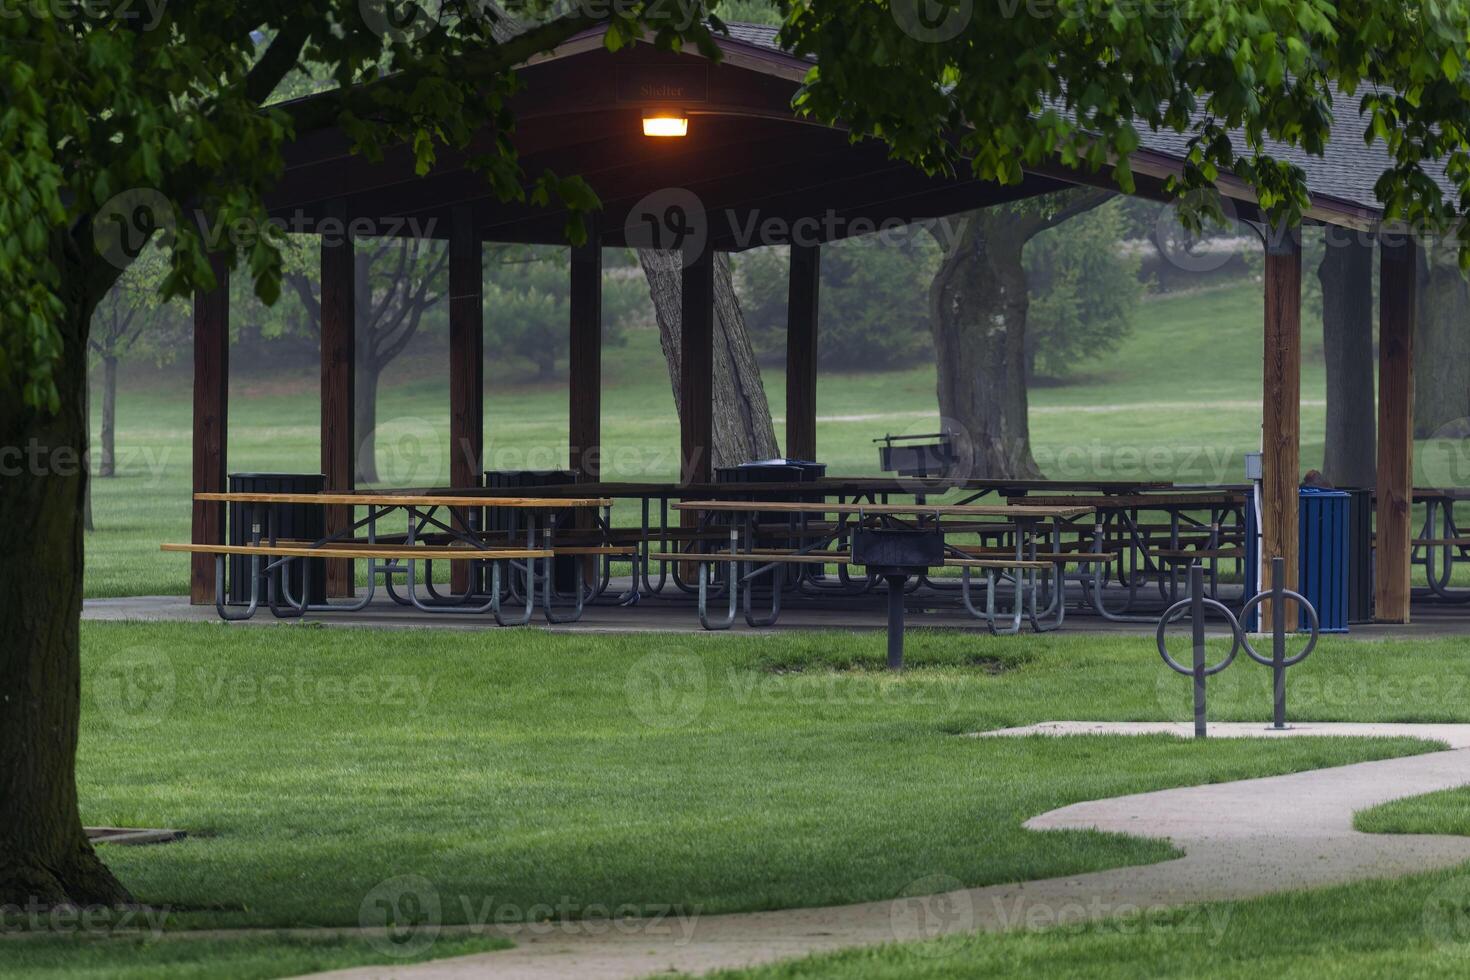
[245,24,311,106]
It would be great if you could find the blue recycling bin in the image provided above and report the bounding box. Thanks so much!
[1245,486,1350,632]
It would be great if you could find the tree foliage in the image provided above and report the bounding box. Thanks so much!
[734,232,941,369]
[89,244,189,371]
[484,246,644,379]
[778,0,1470,243]
[1023,198,1140,378]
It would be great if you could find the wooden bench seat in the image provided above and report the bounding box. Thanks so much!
[944,558,1054,570]
[1114,522,1239,532]
[1373,536,1470,547]
[951,547,1118,563]
[260,537,631,558]
[1151,547,1245,560]
[161,543,551,561]
[649,551,1053,571]
[651,551,852,565]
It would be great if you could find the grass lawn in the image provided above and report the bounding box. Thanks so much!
[89,280,1378,599]
[1,935,510,980]
[29,621,1470,976]
[1356,785,1470,837]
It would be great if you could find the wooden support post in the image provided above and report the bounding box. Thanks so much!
[569,228,602,583]
[320,203,355,597]
[1376,234,1417,623]
[449,212,484,594]
[785,244,820,462]
[1261,227,1301,632]
[569,226,602,481]
[190,253,229,604]
[680,250,716,485]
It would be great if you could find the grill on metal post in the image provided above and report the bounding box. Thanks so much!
[850,524,944,669]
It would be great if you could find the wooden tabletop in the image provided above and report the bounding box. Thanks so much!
[672,500,1093,518]
[390,477,1181,500]
[195,492,612,508]
[1010,492,1246,509]
[1413,487,1470,502]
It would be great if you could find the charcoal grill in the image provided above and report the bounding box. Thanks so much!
[852,525,945,669]
[875,432,957,478]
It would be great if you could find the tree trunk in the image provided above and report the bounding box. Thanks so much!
[638,249,780,468]
[99,355,117,479]
[353,253,379,485]
[355,358,380,485]
[929,214,1042,479]
[1318,236,1377,486]
[0,251,132,908]
[1413,240,1470,438]
[82,368,94,532]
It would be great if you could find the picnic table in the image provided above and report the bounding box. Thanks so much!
[404,479,1239,606]
[1407,487,1470,601]
[158,478,1269,633]
[1004,490,1250,622]
[669,499,1093,633]
[165,491,614,623]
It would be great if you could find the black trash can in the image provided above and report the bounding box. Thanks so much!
[714,460,828,516]
[484,470,581,594]
[227,472,326,606]
[715,459,827,492]
[715,459,828,586]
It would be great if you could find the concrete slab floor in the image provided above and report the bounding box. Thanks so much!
[83,589,1470,638]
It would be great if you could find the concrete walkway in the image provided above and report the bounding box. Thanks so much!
[302,724,1470,980]
[979,720,1470,746]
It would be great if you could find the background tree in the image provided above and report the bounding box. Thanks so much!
[285,237,450,483]
[735,231,940,370]
[485,245,642,381]
[639,249,781,467]
[1023,199,1141,381]
[1318,232,1378,486]
[1414,239,1470,438]
[88,247,189,480]
[927,190,1112,479]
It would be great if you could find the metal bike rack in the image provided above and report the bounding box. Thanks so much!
[1156,565,1241,738]
[1238,556,1320,730]
[1156,557,1320,736]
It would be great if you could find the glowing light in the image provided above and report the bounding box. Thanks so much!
[642,114,689,137]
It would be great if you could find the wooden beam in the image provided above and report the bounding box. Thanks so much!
[569,224,602,480]
[785,244,820,461]
[1260,227,1302,632]
[320,201,355,597]
[190,253,229,605]
[680,249,716,485]
[1376,235,1417,623]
